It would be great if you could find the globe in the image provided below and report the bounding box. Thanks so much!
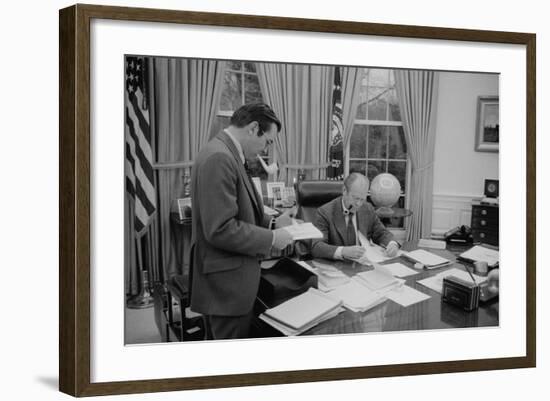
[370,173,401,215]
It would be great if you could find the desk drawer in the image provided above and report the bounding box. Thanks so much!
[471,216,499,229]
[472,205,499,219]
[472,229,499,246]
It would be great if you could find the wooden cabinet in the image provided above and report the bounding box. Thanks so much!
[471,203,499,246]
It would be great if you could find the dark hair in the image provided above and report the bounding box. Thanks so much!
[344,172,369,191]
[230,102,282,135]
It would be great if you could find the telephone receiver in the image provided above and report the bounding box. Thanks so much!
[257,155,278,175]
[444,225,473,243]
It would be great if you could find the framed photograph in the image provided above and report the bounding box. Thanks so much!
[475,96,500,152]
[176,198,192,220]
[59,3,535,397]
[266,181,285,202]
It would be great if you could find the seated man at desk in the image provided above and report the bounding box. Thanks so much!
[311,173,399,261]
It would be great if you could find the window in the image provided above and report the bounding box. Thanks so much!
[210,61,267,177]
[347,69,408,228]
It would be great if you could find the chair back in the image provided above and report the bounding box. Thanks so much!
[295,180,343,222]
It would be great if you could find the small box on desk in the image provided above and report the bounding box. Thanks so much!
[442,275,480,311]
[257,257,317,310]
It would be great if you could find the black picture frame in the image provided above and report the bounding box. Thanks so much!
[59,3,536,396]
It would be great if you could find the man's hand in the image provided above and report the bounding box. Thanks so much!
[384,241,399,257]
[274,207,299,228]
[342,246,366,260]
[272,228,294,250]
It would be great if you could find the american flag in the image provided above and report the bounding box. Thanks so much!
[125,56,156,235]
[327,66,344,179]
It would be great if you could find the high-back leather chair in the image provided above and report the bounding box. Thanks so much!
[294,180,343,260]
[295,180,344,223]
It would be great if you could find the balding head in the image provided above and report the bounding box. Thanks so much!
[342,173,370,212]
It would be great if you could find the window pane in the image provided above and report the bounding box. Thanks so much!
[350,125,367,158]
[227,61,242,71]
[388,161,407,192]
[244,62,256,73]
[387,89,401,121]
[366,160,386,182]
[368,69,389,87]
[367,87,388,120]
[368,126,387,159]
[244,74,262,104]
[389,70,396,86]
[356,89,368,119]
[209,116,231,140]
[349,160,367,176]
[388,126,407,159]
[220,72,242,111]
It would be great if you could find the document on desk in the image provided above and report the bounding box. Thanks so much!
[352,232,402,265]
[282,222,323,240]
[263,287,342,330]
[259,306,343,336]
[354,264,405,292]
[458,245,499,267]
[326,278,387,312]
[417,267,488,294]
[386,285,431,307]
[403,249,451,269]
[383,262,419,278]
[311,260,350,290]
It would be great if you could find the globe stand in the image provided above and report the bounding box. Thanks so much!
[375,206,395,218]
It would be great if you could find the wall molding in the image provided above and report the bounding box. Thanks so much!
[431,193,478,237]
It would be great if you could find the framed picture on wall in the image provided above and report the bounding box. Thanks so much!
[59,3,535,397]
[475,96,500,152]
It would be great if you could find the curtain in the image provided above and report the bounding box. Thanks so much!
[394,70,440,241]
[256,63,333,185]
[152,58,226,278]
[340,67,363,151]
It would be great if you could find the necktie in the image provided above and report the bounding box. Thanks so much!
[346,212,356,246]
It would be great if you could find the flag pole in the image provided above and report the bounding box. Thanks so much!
[127,233,155,309]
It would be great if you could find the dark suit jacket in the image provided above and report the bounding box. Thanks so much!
[311,196,394,260]
[190,131,273,316]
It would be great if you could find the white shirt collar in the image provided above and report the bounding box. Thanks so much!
[223,128,245,164]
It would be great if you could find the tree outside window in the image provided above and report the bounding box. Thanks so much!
[348,69,408,228]
[210,61,266,178]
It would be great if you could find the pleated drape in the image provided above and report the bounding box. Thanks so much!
[153,58,225,278]
[394,70,440,241]
[340,67,363,151]
[256,63,333,185]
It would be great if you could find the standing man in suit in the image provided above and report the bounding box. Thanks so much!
[190,103,294,340]
[311,172,400,261]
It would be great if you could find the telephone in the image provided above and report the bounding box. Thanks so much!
[444,225,473,243]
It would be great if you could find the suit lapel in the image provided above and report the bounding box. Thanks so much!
[333,198,348,244]
[217,132,263,221]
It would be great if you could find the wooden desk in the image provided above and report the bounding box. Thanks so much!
[253,242,498,337]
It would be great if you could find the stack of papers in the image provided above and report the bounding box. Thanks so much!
[354,264,404,292]
[260,288,343,335]
[417,267,488,294]
[326,279,387,312]
[383,262,419,278]
[282,222,323,240]
[403,249,451,269]
[311,261,350,290]
[458,245,499,267]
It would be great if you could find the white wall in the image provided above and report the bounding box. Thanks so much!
[431,72,499,233]
[1,1,547,401]
[433,72,499,197]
